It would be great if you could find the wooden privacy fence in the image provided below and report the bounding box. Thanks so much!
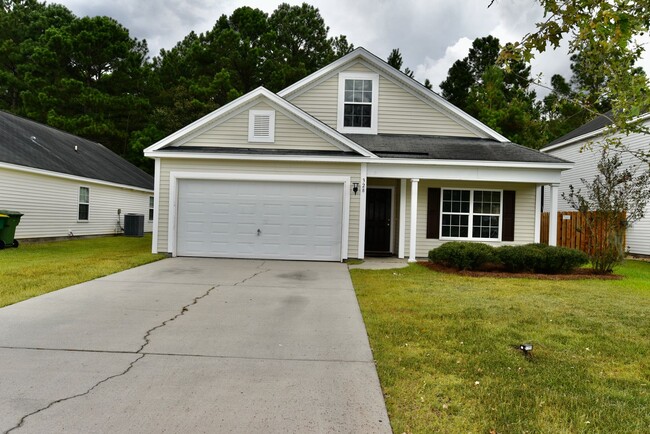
[539,211,626,255]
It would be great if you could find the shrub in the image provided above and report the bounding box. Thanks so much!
[538,246,589,274]
[496,244,588,274]
[495,245,544,272]
[428,242,496,270]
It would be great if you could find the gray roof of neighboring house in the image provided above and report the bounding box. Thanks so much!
[547,111,614,146]
[345,134,570,164]
[0,111,153,190]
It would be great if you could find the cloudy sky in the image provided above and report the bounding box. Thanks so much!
[53,0,648,96]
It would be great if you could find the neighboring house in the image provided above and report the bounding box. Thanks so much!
[145,48,571,262]
[541,112,650,256]
[0,111,154,240]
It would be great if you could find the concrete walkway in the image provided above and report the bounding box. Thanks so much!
[348,257,410,270]
[0,258,390,433]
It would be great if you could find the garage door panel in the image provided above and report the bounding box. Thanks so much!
[177,179,343,261]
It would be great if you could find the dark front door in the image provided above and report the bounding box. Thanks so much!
[365,188,392,254]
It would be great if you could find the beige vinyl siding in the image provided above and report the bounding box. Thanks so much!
[157,159,361,258]
[376,76,481,137]
[544,122,650,255]
[403,180,537,258]
[289,76,339,129]
[286,60,485,137]
[1,167,153,239]
[179,101,341,151]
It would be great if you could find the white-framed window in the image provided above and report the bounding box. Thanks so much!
[78,186,89,221]
[248,109,275,142]
[149,196,154,221]
[337,72,379,134]
[440,189,502,240]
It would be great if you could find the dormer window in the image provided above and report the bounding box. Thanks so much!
[337,72,378,134]
[248,110,275,142]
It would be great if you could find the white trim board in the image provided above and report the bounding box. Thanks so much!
[151,158,161,253]
[357,163,368,259]
[145,149,572,171]
[167,172,351,261]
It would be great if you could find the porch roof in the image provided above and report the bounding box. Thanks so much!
[345,134,569,164]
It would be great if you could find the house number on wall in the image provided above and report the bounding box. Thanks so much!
[361,177,366,193]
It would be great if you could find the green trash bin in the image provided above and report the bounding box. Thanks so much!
[0,210,23,249]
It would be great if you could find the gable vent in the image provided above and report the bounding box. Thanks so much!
[248,109,275,143]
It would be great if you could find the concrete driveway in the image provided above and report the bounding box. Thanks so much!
[0,258,390,433]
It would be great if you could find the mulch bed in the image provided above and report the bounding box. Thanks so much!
[418,261,624,280]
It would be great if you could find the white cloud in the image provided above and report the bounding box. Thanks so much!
[51,0,648,96]
[413,37,474,92]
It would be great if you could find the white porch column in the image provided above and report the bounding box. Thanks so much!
[357,164,367,259]
[398,178,407,258]
[151,158,160,254]
[408,178,419,262]
[549,184,559,246]
[533,185,542,243]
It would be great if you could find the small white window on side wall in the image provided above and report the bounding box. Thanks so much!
[248,110,275,143]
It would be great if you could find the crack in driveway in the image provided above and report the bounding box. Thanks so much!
[4,265,270,434]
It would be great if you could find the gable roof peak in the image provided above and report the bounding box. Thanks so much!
[278,47,509,143]
[144,85,376,157]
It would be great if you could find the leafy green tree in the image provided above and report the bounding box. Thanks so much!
[1,1,355,171]
[440,36,543,148]
[499,0,649,161]
[466,65,545,148]
[540,73,590,141]
[19,15,150,156]
[261,2,347,91]
[440,59,473,108]
[0,0,75,111]
[440,36,529,112]
[330,35,353,58]
[387,48,403,70]
[466,35,500,81]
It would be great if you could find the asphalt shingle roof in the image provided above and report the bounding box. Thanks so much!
[547,111,614,146]
[0,111,153,190]
[345,134,569,164]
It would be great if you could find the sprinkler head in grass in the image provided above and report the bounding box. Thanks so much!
[519,343,533,355]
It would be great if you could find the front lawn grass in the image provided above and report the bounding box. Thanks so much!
[0,235,165,308]
[351,261,650,433]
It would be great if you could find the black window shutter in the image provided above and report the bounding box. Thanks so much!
[427,188,441,239]
[502,190,516,242]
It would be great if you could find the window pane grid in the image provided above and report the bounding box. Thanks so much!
[79,187,89,204]
[344,103,371,127]
[440,189,501,240]
[78,187,89,221]
[344,79,372,103]
[343,78,373,128]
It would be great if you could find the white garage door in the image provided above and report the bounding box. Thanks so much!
[176,179,344,261]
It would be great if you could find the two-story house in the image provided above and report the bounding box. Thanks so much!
[144,48,571,261]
